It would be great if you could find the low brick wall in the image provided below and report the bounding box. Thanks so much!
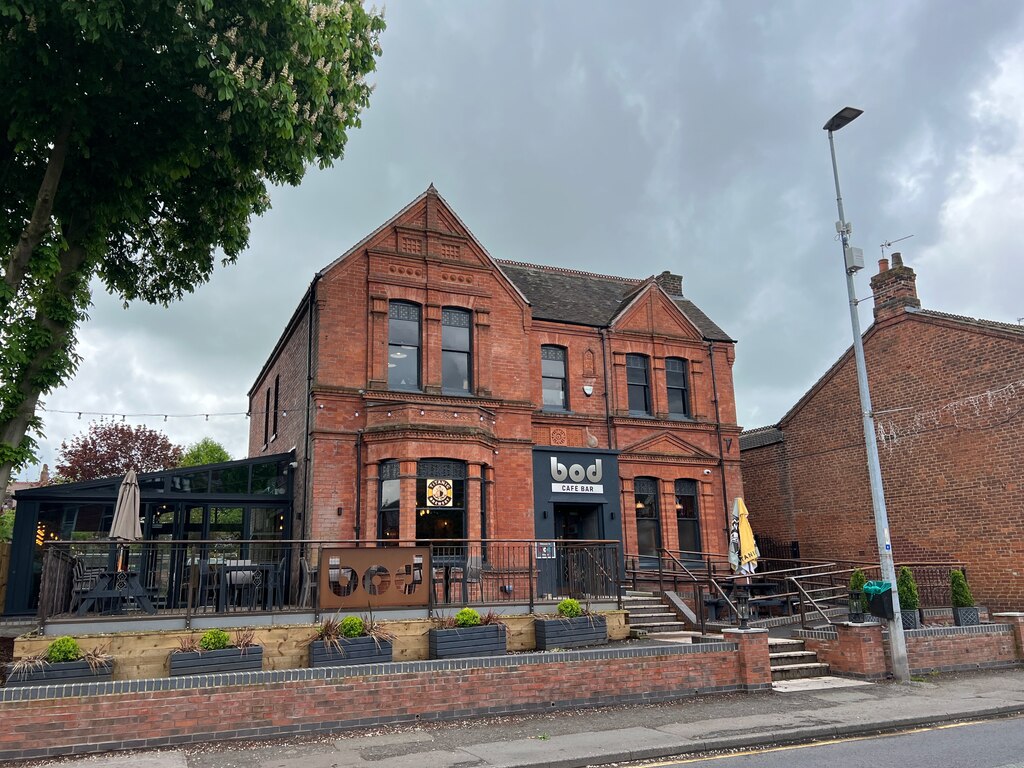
[0,634,771,762]
[905,624,1018,674]
[15,611,630,681]
[796,622,888,679]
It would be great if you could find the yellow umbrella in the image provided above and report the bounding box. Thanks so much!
[730,497,760,574]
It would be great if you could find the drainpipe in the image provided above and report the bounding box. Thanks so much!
[599,329,617,449]
[302,275,321,542]
[707,341,731,541]
[354,430,363,545]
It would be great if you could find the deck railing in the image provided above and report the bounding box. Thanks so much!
[36,538,621,624]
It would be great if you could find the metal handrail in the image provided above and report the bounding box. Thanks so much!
[788,575,838,628]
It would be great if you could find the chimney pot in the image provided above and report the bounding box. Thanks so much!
[891,252,903,267]
[878,258,889,273]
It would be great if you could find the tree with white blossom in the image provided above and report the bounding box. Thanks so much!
[0,0,385,505]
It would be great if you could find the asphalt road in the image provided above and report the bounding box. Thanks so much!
[626,716,1024,768]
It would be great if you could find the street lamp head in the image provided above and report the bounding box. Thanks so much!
[823,107,864,132]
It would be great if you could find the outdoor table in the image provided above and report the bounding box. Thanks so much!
[217,562,281,611]
[74,570,156,616]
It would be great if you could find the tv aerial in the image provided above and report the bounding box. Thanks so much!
[880,234,914,257]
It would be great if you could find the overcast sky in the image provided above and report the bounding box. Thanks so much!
[21,1,1024,478]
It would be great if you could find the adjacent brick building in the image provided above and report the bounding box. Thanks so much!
[248,186,742,563]
[741,253,1024,610]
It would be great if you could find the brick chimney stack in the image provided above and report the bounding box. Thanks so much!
[655,270,683,297]
[869,251,920,323]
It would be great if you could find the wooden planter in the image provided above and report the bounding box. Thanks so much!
[901,609,921,630]
[4,659,112,687]
[428,624,506,659]
[953,606,980,626]
[169,646,263,676]
[309,637,393,667]
[535,615,608,650]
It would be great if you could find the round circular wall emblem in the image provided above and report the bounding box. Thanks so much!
[426,478,453,507]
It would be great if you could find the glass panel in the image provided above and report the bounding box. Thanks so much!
[442,323,470,352]
[415,507,464,539]
[250,507,283,539]
[171,470,209,494]
[541,358,565,378]
[380,478,400,510]
[389,317,420,346]
[542,378,566,408]
[379,508,400,543]
[667,388,687,414]
[442,350,470,392]
[251,461,286,495]
[210,466,248,494]
[138,476,165,493]
[389,345,420,389]
[209,507,244,539]
[628,383,649,414]
[636,519,660,558]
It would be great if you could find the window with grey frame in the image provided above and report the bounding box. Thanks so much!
[541,345,568,410]
[441,308,472,394]
[416,459,466,541]
[674,479,701,556]
[626,354,651,416]
[378,460,400,545]
[665,357,691,418]
[388,301,421,391]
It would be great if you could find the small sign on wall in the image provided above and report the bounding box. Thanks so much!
[426,478,453,507]
[535,541,556,560]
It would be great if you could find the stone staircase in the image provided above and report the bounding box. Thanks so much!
[623,591,691,634]
[768,637,829,681]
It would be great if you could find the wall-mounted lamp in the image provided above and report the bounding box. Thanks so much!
[542,510,548,519]
[336,505,344,518]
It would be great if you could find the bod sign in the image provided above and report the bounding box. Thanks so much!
[550,456,603,494]
[318,547,430,609]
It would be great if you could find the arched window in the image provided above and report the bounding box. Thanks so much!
[416,459,467,540]
[666,358,690,418]
[633,477,661,565]
[378,461,400,545]
[388,301,421,391]
[626,354,651,416]
[541,345,568,410]
[441,308,472,394]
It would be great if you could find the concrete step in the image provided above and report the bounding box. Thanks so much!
[771,662,830,681]
[622,597,664,606]
[628,612,680,623]
[767,637,806,648]
[769,650,819,665]
[627,606,676,616]
[633,621,692,633]
[624,590,656,597]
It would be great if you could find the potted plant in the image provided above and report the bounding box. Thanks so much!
[428,607,506,659]
[534,598,608,651]
[310,614,395,667]
[4,636,112,687]
[896,566,921,630]
[169,628,263,676]
[950,569,980,626]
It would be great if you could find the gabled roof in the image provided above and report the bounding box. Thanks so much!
[739,425,784,451]
[498,261,733,341]
[910,308,1024,336]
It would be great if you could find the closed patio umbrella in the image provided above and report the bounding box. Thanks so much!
[110,469,141,569]
[729,497,760,575]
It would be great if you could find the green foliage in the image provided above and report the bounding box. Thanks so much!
[199,628,230,651]
[897,566,920,611]
[0,1,385,486]
[849,568,868,609]
[455,607,481,628]
[45,636,82,663]
[950,570,975,608]
[179,438,231,467]
[557,598,583,618]
[340,616,365,638]
[0,509,14,541]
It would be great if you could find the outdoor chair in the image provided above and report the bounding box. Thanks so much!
[70,559,101,612]
[299,556,318,608]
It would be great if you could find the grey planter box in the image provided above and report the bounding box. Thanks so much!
[169,646,263,676]
[429,624,506,659]
[901,609,921,630]
[953,606,980,626]
[309,637,393,667]
[4,659,112,687]
[535,615,608,650]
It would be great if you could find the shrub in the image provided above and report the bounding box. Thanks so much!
[455,607,481,627]
[340,616,365,638]
[45,636,82,664]
[849,568,868,610]
[950,570,975,608]
[199,628,231,651]
[897,567,920,611]
[557,598,583,618]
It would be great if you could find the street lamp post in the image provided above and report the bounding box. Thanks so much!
[824,107,910,682]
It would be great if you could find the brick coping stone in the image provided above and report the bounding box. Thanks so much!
[0,639,738,703]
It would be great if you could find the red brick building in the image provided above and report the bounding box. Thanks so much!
[741,253,1024,610]
[247,186,742,563]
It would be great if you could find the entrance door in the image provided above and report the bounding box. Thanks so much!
[552,504,604,597]
[674,480,701,561]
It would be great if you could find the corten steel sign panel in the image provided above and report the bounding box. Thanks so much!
[318,547,431,609]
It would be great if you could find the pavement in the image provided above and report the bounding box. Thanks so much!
[16,667,1024,768]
